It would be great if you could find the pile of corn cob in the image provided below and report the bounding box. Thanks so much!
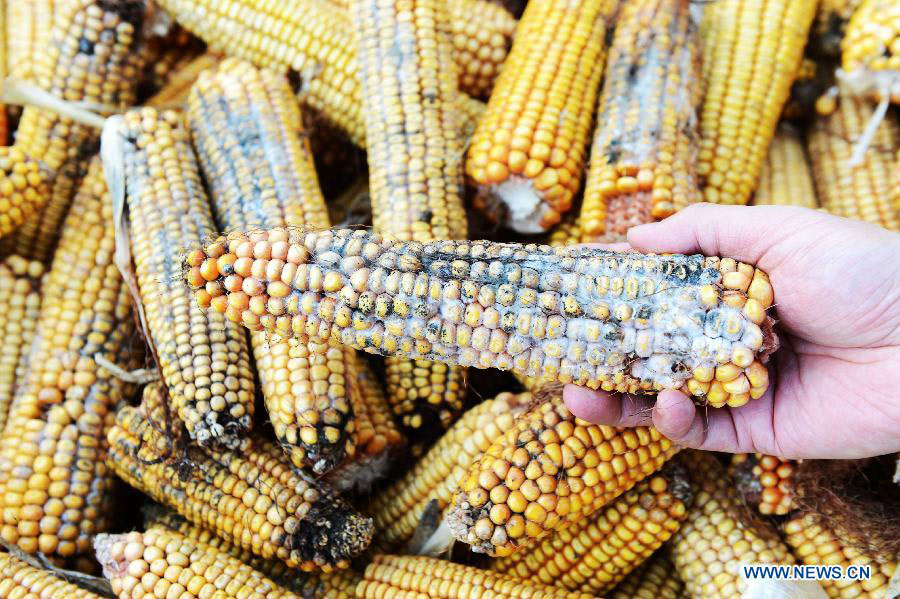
[0,0,895,598]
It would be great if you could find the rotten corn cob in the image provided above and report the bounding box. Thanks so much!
[106,382,374,571]
[840,0,900,102]
[608,552,686,599]
[111,107,256,448]
[0,255,43,431]
[186,228,778,407]
[357,554,599,599]
[96,528,303,599]
[0,156,140,565]
[366,391,533,551]
[0,552,105,599]
[807,94,900,230]
[579,0,702,242]
[465,0,613,232]
[697,0,818,206]
[752,125,819,207]
[489,466,691,594]
[730,453,797,516]
[784,512,898,599]
[187,58,359,472]
[0,0,148,263]
[671,451,796,599]
[446,391,679,556]
[353,0,468,433]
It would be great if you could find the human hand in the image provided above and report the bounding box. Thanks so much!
[563,203,900,459]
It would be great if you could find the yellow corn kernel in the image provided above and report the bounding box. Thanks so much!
[752,125,819,207]
[840,0,900,102]
[608,552,686,599]
[729,452,798,516]
[0,553,103,598]
[813,0,862,57]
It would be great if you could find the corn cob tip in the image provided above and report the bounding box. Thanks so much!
[185,227,777,408]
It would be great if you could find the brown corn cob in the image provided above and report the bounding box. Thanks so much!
[146,52,223,108]
[489,466,691,593]
[579,0,702,242]
[752,125,819,208]
[358,554,599,599]
[115,107,255,448]
[187,58,359,472]
[671,451,796,599]
[697,0,818,206]
[784,512,898,599]
[608,552,686,599]
[730,452,797,516]
[6,0,57,84]
[446,391,679,556]
[0,255,44,431]
[353,0,468,434]
[814,0,862,57]
[0,552,105,599]
[366,391,533,551]
[96,529,302,599]
[840,0,900,102]
[465,0,613,233]
[0,0,148,264]
[186,228,778,407]
[0,156,141,564]
[807,94,900,230]
[106,382,374,571]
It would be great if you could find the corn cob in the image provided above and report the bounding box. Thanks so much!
[807,94,900,230]
[697,0,818,206]
[106,382,374,571]
[0,255,43,431]
[814,0,862,57]
[96,528,303,599]
[0,0,148,264]
[0,156,140,564]
[114,107,255,448]
[0,0,6,147]
[446,391,679,556]
[138,25,206,101]
[353,0,469,434]
[0,552,105,599]
[729,453,797,516]
[187,228,778,407]
[671,451,796,599]
[0,148,51,238]
[366,391,532,551]
[326,358,406,491]
[608,552,686,599]
[489,466,691,593]
[547,210,584,248]
[358,554,599,599]
[146,52,223,108]
[784,512,898,599]
[752,125,819,208]
[840,0,900,102]
[6,0,56,84]
[579,0,702,242]
[465,0,612,233]
[187,59,360,472]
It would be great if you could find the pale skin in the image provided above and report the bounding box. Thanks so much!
[563,203,900,460]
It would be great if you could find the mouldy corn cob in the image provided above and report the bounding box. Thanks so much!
[729,453,797,516]
[0,552,104,599]
[146,52,223,108]
[95,529,303,599]
[0,255,43,431]
[326,358,406,492]
[6,0,57,84]
[106,382,374,571]
[358,554,599,599]
[813,0,862,57]
[671,451,796,599]
[0,0,147,264]
[187,59,358,473]
[489,466,691,594]
[608,552,686,599]
[465,0,613,233]
[579,0,702,242]
[187,228,778,407]
[840,0,900,102]
[446,391,679,556]
[784,512,898,599]
[353,0,468,433]
[807,94,900,230]
[0,156,140,565]
[697,0,818,206]
[752,125,819,207]
[366,391,532,551]
[115,107,255,448]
